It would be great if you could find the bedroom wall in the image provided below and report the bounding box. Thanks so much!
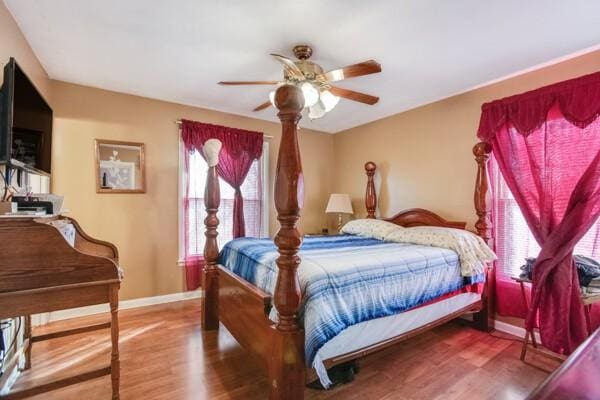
[0,2,51,102]
[332,50,600,228]
[0,2,52,193]
[50,80,335,300]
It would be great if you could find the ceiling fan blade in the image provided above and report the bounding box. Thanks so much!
[253,101,272,112]
[329,86,379,105]
[322,60,381,82]
[270,53,305,80]
[218,81,279,85]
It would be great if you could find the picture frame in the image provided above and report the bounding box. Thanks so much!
[95,139,146,193]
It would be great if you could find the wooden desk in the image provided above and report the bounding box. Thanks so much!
[0,216,122,399]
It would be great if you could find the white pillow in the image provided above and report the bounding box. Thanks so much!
[341,218,402,240]
[386,226,496,277]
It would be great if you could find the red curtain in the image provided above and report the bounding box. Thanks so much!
[181,120,263,289]
[478,71,600,354]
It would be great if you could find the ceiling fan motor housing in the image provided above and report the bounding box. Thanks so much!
[285,44,323,82]
[292,60,324,81]
[293,44,312,60]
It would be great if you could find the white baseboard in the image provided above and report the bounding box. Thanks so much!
[34,291,535,341]
[34,290,202,326]
[493,319,541,343]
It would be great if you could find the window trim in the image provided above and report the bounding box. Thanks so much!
[177,140,269,265]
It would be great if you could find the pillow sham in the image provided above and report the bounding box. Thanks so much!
[385,226,496,276]
[341,218,402,240]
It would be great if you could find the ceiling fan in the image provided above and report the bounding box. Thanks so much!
[218,45,382,119]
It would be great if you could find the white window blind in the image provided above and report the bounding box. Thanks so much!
[184,144,268,257]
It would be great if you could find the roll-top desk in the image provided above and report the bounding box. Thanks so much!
[0,216,122,399]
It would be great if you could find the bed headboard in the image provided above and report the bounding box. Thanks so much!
[384,208,467,229]
[362,155,493,332]
[363,161,467,230]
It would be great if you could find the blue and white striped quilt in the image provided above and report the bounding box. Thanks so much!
[219,234,484,383]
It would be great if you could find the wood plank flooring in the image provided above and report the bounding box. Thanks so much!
[10,299,558,399]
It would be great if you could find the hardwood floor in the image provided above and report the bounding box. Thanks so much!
[10,299,558,400]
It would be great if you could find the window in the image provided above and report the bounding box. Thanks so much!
[492,157,600,280]
[179,142,269,259]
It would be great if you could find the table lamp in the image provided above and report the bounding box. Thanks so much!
[326,193,354,233]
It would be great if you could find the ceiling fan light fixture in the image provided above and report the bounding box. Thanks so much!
[320,90,340,112]
[220,46,382,117]
[308,100,326,120]
[300,82,319,108]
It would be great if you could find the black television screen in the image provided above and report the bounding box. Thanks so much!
[0,58,53,175]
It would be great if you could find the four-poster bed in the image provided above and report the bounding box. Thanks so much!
[200,84,494,399]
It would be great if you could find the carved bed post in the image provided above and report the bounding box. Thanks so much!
[201,139,222,331]
[472,142,495,332]
[473,142,493,245]
[365,161,377,219]
[269,84,305,400]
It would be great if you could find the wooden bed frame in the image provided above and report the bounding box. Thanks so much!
[200,85,493,399]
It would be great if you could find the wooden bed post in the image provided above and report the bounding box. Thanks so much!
[269,84,305,400]
[473,142,493,245]
[472,142,495,332]
[365,161,377,218]
[202,140,222,331]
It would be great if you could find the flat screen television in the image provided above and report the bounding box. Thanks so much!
[0,58,53,176]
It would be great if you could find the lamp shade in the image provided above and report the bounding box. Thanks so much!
[325,193,353,214]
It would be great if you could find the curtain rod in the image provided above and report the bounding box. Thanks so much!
[175,120,273,139]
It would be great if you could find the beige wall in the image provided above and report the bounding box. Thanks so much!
[0,2,51,102]
[50,81,334,300]
[0,2,51,193]
[333,51,600,228]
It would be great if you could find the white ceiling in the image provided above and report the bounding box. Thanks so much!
[5,0,600,133]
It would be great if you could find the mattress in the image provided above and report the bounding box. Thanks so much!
[219,234,484,387]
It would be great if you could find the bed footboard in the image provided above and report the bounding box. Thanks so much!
[200,85,307,400]
[218,266,273,367]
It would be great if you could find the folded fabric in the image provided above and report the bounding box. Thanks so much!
[587,277,600,288]
[575,255,600,286]
[341,218,403,240]
[520,255,600,287]
[385,226,496,277]
[582,283,600,296]
[520,257,537,280]
[48,220,76,247]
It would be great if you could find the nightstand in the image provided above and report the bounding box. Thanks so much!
[304,229,330,237]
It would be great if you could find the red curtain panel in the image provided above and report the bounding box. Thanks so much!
[181,120,264,289]
[478,71,600,354]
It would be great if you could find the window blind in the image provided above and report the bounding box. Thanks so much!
[186,150,263,255]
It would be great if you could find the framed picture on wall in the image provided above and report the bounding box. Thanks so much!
[95,139,146,193]
[99,160,136,190]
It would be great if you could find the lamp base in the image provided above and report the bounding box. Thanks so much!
[337,214,343,233]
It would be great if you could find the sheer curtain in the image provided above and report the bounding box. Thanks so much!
[478,71,600,354]
[492,156,600,318]
[186,150,263,254]
[182,120,264,238]
[181,120,264,290]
